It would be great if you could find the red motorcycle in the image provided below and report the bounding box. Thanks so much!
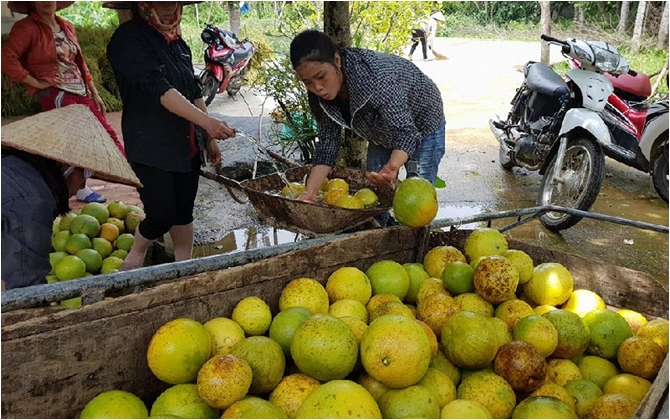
[199,23,255,106]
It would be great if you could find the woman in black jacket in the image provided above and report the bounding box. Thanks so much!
[289,30,446,205]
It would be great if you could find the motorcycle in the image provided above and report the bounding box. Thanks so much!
[490,35,634,231]
[199,23,255,106]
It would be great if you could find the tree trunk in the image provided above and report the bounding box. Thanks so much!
[657,1,669,50]
[540,1,551,65]
[575,4,585,27]
[631,0,647,53]
[227,1,241,36]
[618,1,630,35]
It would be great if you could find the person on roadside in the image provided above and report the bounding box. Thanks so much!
[1,105,141,290]
[1,1,125,204]
[105,1,236,271]
[289,29,445,219]
[408,11,446,61]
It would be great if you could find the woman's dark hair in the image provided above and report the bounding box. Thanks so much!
[289,29,339,69]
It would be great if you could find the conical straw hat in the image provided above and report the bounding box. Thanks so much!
[1,105,142,188]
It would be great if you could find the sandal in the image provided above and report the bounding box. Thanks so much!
[78,192,107,203]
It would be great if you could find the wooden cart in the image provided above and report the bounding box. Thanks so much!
[1,220,668,418]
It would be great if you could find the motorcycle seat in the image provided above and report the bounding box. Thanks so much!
[606,72,651,102]
[525,62,569,98]
[233,42,254,61]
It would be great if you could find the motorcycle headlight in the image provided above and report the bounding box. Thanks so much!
[573,44,591,61]
[593,45,620,72]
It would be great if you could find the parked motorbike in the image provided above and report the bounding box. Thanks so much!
[490,35,635,231]
[199,23,255,106]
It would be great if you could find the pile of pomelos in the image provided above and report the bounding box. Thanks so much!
[280,177,380,210]
[48,201,144,298]
[79,227,668,419]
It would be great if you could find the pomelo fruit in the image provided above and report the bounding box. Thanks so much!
[324,189,347,205]
[334,195,365,209]
[106,217,126,234]
[454,293,494,317]
[75,248,103,274]
[473,255,518,304]
[340,316,368,343]
[110,249,128,260]
[279,278,329,314]
[542,309,590,359]
[51,229,71,252]
[430,350,461,387]
[204,317,245,356]
[295,380,381,419]
[511,396,577,419]
[416,292,461,337]
[80,390,148,419]
[125,211,143,234]
[513,314,559,357]
[616,309,648,334]
[370,300,414,321]
[457,371,516,419]
[392,177,438,227]
[358,372,389,401]
[268,373,320,418]
[563,289,607,318]
[101,256,124,274]
[221,397,287,419]
[423,245,467,279]
[442,261,475,295]
[441,399,492,418]
[99,223,120,243]
[529,382,576,411]
[489,317,514,348]
[281,182,306,199]
[197,354,253,409]
[65,233,91,255]
[500,249,534,284]
[563,378,603,418]
[366,293,402,314]
[326,178,349,194]
[583,309,633,359]
[636,318,669,354]
[232,296,272,336]
[115,233,135,252]
[378,385,441,419]
[49,251,68,271]
[603,373,652,403]
[150,383,218,419]
[268,307,312,357]
[58,212,78,231]
[54,255,86,281]
[329,299,369,323]
[494,341,546,393]
[416,277,448,303]
[92,237,113,259]
[354,188,378,207]
[544,358,581,386]
[523,262,574,306]
[230,336,286,394]
[107,201,129,219]
[147,318,211,384]
[365,260,410,300]
[81,202,109,224]
[588,393,638,419]
[402,262,430,304]
[325,267,372,304]
[442,311,499,370]
[463,228,508,261]
[495,298,534,330]
[417,367,457,408]
[70,214,100,238]
[617,336,664,379]
[577,355,620,390]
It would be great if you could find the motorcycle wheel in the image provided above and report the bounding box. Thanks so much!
[651,141,669,203]
[200,70,219,106]
[538,138,605,232]
[226,74,245,97]
[499,146,516,171]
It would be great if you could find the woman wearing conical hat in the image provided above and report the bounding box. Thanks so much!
[1,1,122,204]
[1,105,141,291]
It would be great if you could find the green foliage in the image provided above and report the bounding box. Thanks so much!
[58,1,118,28]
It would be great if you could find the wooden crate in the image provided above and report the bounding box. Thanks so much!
[1,227,667,418]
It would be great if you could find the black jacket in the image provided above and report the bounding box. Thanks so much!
[107,17,201,172]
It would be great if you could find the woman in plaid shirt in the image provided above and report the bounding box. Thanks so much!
[289,29,445,206]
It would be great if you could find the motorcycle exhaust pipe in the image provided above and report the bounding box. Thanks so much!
[489,118,512,152]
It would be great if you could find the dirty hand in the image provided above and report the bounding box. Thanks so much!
[298,191,317,203]
[204,117,236,140]
[206,138,222,166]
[368,163,399,187]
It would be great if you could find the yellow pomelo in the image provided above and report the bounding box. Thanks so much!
[49,251,68,271]
[636,318,669,354]
[577,355,620,390]
[416,277,449,303]
[489,317,513,348]
[473,256,519,304]
[319,177,330,192]
[513,314,559,357]
[354,188,379,207]
[281,182,306,199]
[203,317,245,356]
[222,397,287,419]
[403,262,430,304]
[323,188,347,205]
[523,262,574,306]
[357,372,389,402]
[529,382,576,412]
[269,373,320,418]
[70,214,101,238]
[340,316,368,343]
[58,212,78,231]
[107,201,129,219]
[101,256,123,274]
[563,378,603,418]
[495,299,535,330]
[512,396,577,419]
[54,255,86,281]
[326,267,372,304]
[115,233,135,252]
[430,350,462,387]
[81,202,109,224]
[443,261,475,295]
[542,309,590,358]
[61,296,82,309]
[616,309,648,334]
[617,336,664,380]
[326,178,349,193]
[424,245,467,279]
[460,366,495,383]
[197,354,253,409]
[92,237,113,259]
[147,318,211,384]
[545,358,581,386]
[125,211,143,234]
[360,314,432,388]
[335,194,365,209]
[279,277,329,314]
[75,248,103,274]
[563,289,606,318]
[99,223,120,242]
[52,229,71,252]
[296,380,381,419]
[232,296,273,336]
[415,319,439,357]
[329,299,369,323]
[534,304,557,316]
[441,311,499,369]
[110,249,128,260]
[418,367,457,408]
[229,336,286,394]
[605,373,652,404]
[150,384,218,419]
[378,385,441,419]
[463,228,508,261]
[370,300,415,321]
[417,293,461,337]
[392,177,438,227]
[456,371,516,419]
[65,233,92,255]
[441,399,492,418]
[583,309,633,359]
[291,314,358,381]
[455,293,494,317]
[80,390,148,419]
[106,217,126,234]
[366,293,402,314]
[365,260,410,300]
[500,249,534,284]
[588,393,639,419]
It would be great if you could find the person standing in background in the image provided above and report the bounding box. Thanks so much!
[2,1,125,204]
[409,11,446,61]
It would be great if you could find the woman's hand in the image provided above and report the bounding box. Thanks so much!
[368,162,399,187]
[204,116,236,140]
[206,138,222,166]
[298,191,318,203]
[91,93,107,115]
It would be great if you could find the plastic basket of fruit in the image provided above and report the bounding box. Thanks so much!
[200,166,395,235]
